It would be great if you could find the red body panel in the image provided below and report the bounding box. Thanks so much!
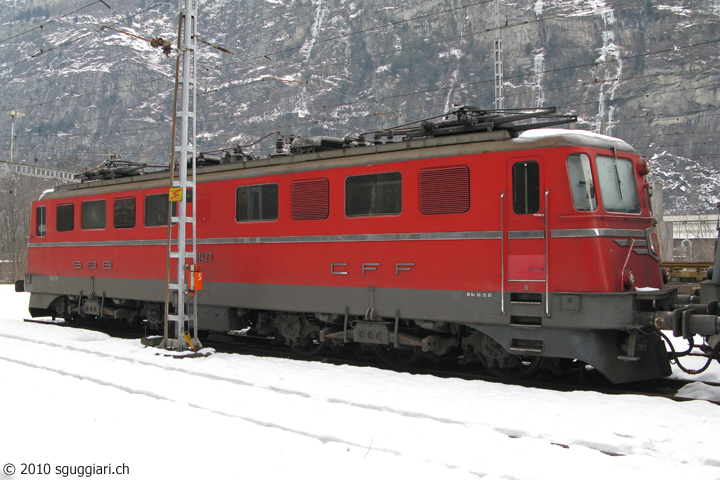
[27,144,662,296]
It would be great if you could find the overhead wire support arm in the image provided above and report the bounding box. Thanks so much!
[101,25,151,42]
[261,77,308,84]
[101,25,174,55]
[195,36,235,55]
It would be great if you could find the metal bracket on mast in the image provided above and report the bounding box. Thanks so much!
[161,0,200,351]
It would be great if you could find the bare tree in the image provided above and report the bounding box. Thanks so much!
[0,174,50,283]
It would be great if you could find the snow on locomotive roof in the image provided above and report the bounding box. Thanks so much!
[514,128,636,154]
[46,127,636,196]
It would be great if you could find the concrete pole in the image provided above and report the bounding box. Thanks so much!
[7,111,25,163]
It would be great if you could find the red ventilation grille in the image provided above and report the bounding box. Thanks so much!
[292,178,329,220]
[419,165,470,215]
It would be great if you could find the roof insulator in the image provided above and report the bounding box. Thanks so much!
[460,114,477,126]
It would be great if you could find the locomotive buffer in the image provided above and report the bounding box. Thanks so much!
[161,0,201,352]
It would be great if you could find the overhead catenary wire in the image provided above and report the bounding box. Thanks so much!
[196,25,720,118]
[9,72,720,152]
[8,66,720,149]
[0,0,111,45]
[233,0,498,64]
[0,0,174,73]
[2,0,715,127]
[221,0,643,67]
[3,0,719,163]
[207,0,647,84]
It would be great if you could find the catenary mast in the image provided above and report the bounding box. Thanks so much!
[494,0,504,109]
[162,0,200,351]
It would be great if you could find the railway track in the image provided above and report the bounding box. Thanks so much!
[23,317,720,406]
[8,318,720,467]
[2,328,628,465]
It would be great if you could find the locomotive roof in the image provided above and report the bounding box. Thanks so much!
[514,128,635,152]
[44,126,636,198]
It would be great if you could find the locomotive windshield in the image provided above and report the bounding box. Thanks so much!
[595,155,641,214]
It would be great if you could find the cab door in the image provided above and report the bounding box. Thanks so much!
[505,158,547,288]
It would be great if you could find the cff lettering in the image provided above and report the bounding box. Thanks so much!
[330,262,415,275]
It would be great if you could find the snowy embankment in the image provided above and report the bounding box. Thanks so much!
[1,285,719,480]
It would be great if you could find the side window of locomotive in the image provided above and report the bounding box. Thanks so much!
[114,197,136,229]
[81,200,106,230]
[596,155,641,213]
[36,206,46,237]
[236,184,279,222]
[345,172,402,217]
[145,194,169,227]
[56,203,74,232]
[512,161,540,214]
[418,165,469,215]
[567,154,597,211]
[292,178,329,220]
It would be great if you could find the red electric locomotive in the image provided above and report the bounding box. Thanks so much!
[20,107,720,383]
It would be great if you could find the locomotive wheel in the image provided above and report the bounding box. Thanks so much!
[477,334,544,380]
[479,354,545,380]
[291,339,326,356]
[372,345,422,367]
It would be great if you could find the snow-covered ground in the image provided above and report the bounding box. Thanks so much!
[1,285,719,480]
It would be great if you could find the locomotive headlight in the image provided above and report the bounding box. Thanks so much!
[636,157,650,176]
[662,267,671,284]
[622,269,636,290]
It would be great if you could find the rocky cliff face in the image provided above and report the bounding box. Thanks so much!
[0,0,719,213]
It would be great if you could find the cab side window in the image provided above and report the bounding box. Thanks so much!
[512,161,540,214]
[36,206,46,237]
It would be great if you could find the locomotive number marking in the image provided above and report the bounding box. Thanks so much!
[197,251,213,262]
[73,260,112,270]
[466,292,493,298]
